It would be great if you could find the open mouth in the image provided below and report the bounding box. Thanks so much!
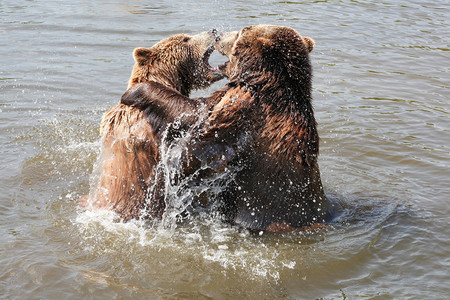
[203,47,220,74]
[203,46,225,78]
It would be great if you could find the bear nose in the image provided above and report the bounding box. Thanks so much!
[209,28,221,41]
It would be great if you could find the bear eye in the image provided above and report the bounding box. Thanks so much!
[183,37,191,42]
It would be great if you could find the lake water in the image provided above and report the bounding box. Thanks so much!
[1,0,449,299]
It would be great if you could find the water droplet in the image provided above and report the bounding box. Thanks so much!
[218,244,228,250]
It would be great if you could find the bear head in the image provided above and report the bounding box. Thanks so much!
[129,30,223,96]
[215,24,314,84]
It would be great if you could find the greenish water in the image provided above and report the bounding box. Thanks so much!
[1,1,449,299]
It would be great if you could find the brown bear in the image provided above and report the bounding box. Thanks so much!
[82,30,224,220]
[121,25,334,232]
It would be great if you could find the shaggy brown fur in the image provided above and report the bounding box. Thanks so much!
[82,31,223,220]
[121,25,334,231]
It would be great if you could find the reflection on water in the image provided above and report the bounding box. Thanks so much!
[1,0,449,298]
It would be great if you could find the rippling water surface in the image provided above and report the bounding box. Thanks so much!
[1,0,449,299]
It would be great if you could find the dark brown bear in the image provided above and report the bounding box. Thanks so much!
[121,25,334,231]
[81,30,223,220]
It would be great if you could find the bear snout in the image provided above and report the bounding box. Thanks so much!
[214,31,238,57]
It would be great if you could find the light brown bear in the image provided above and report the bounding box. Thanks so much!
[121,25,335,232]
[82,30,223,220]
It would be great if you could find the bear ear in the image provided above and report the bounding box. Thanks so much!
[303,37,315,52]
[133,47,154,65]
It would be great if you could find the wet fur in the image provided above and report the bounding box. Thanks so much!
[121,25,334,230]
[82,32,222,220]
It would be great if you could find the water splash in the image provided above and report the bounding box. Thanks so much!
[75,207,309,282]
[74,105,399,284]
